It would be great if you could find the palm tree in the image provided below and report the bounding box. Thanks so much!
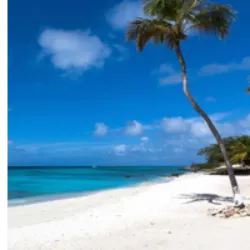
[126,0,244,207]
[197,142,223,164]
[230,136,250,165]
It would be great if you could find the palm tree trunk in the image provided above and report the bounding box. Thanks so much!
[175,43,244,208]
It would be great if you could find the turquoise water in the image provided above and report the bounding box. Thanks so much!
[8,166,187,203]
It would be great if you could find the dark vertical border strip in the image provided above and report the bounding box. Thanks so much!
[0,0,7,208]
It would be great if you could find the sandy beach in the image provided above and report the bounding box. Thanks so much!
[8,173,250,250]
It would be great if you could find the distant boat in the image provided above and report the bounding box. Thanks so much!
[92,166,97,168]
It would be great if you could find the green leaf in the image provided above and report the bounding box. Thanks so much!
[126,1,236,51]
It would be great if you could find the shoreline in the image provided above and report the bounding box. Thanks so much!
[8,173,250,250]
[8,175,177,207]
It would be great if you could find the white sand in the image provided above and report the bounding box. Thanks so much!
[8,174,250,250]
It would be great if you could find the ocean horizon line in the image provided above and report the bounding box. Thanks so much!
[8,165,186,168]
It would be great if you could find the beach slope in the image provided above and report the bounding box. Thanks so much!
[8,174,250,250]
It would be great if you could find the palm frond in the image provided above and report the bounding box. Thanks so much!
[126,18,175,51]
[188,4,236,39]
[230,152,248,164]
[143,0,182,20]
[126,1,236,51]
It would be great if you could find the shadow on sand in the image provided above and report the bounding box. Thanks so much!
[178,193,250,206]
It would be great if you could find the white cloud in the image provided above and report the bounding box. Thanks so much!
[218,122,236,135]
[114,144,127,155]
[161,112,234,138]
[199,57,250,76]
[113,141,158,155]
[134,136,149,152]
[186,114,232,138]
[209,112,230,122]
[106,0,145,30]
[38,29,111,72]
[94,123,108,136]
[11,113,250,164]
[154,64,182,85]
[162,117,188,133]
[190,121,211,137]
[114,138,153,155]
[141,136,149,142]
[125,120,143,136]
[239,114,250,129]
[160,74,182,85]
[199,64,229,76]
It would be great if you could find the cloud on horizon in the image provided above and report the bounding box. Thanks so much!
[10,112,250,165]
[113,144,127,155]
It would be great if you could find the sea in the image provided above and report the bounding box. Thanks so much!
[8,166,187,205]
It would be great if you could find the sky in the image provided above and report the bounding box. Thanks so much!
[8,0,250,166]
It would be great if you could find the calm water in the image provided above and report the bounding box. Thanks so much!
[8,166,187,203]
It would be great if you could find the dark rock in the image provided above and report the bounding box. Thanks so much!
[210,168,250,176]
[171,174,179,177]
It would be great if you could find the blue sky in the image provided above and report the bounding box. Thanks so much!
[8,0,250,166]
